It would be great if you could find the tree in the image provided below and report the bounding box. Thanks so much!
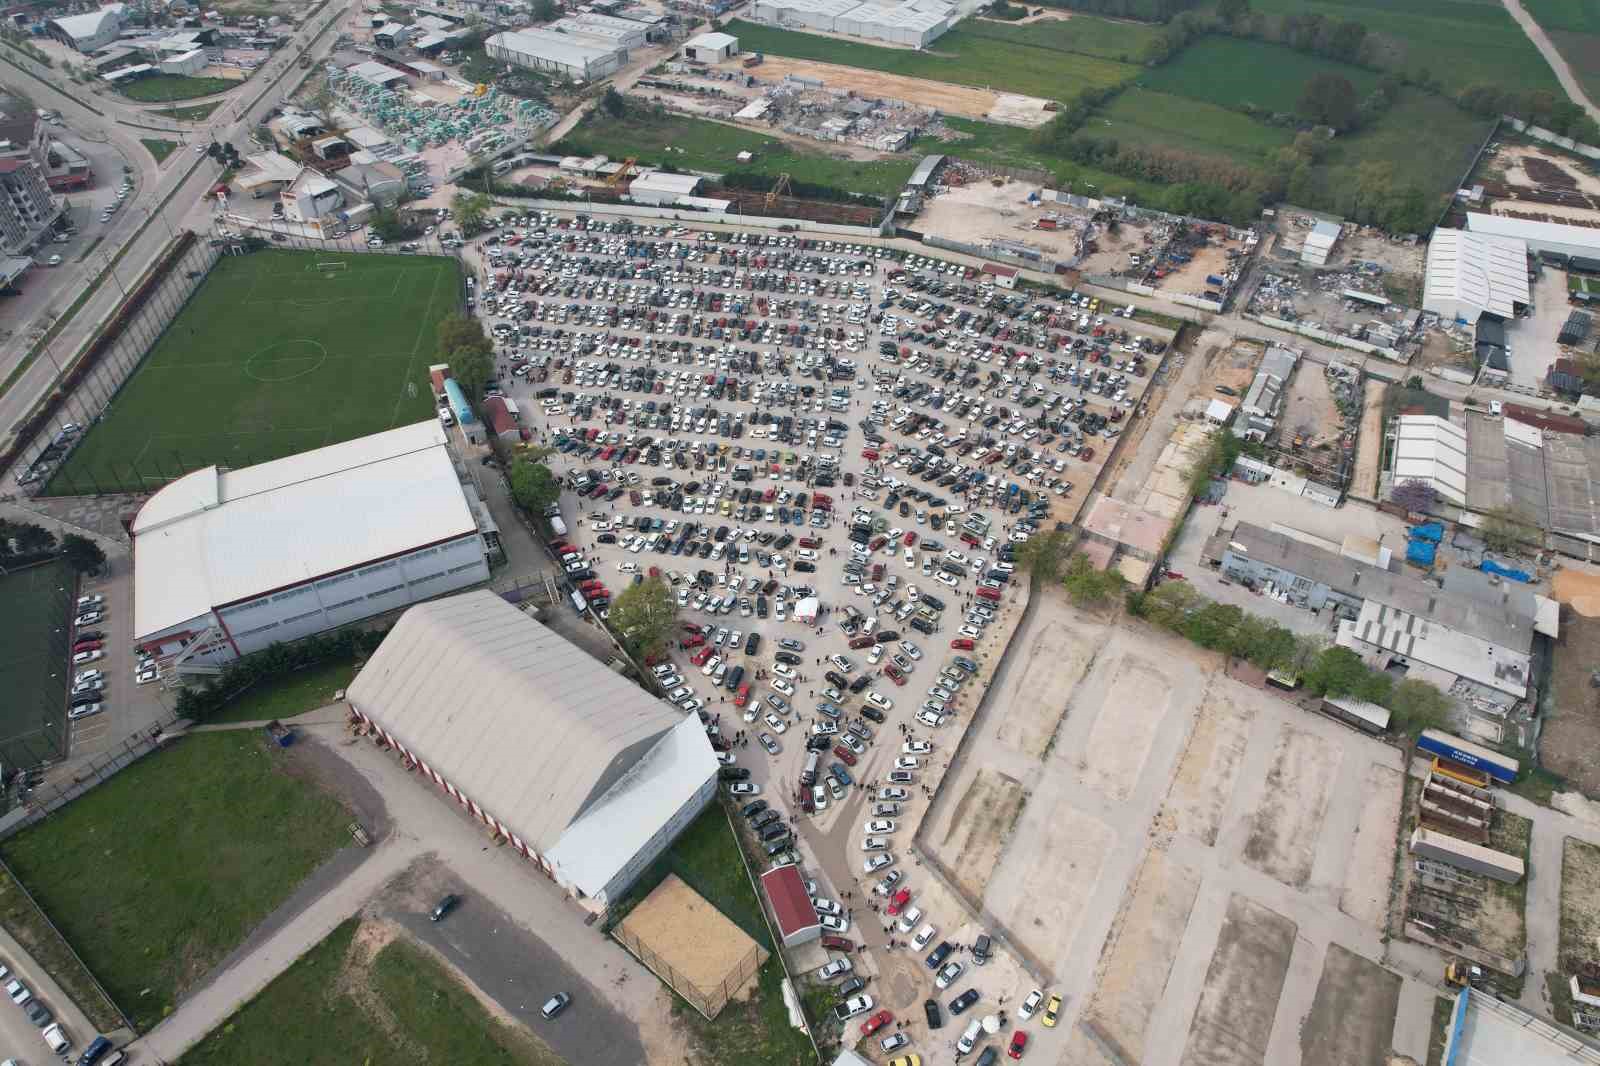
[608,576,678,659]
[11,522,55,556]
[369,206,406,242]
[438,313,493,359]
[449,346,494,407]
[532,0,557,20]
[1305,646,1390,703]
[451,191,492,236]
[601,87,627,118]
[1297,73,1357,130]
[60,534,106,575]
[1062,552,1124,607]
[1014,530,1071,582]
[1386,678,1451,737]
[1481,504,1536,554]
[509,459,561,515]
[1390,478,1438,515]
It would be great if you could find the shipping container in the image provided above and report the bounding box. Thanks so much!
[1408,826,1524,883]
[1417,729,1518,784]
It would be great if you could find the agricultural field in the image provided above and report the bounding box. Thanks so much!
[1248,0,1561,96]
[725,19,1138,102]
[0,732,353,1029]
[1140,36,1381,111]
[960,13,1164,63]
[1080,87,1297,165]
[1522,0,1600,103]
[558,108,916,197]
[48,250,460,495]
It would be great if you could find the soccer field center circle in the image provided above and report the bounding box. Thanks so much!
[244,339,330,382]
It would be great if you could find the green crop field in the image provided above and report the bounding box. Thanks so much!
[1081,87,1297,164]
[1248,0,1561,95]
[120,74,238,102]
[48,250,461,496]
[1522,0,1600,103]
[559,108,916,196]
[1523,0,1600,32]
[960,13,1163,62]
[1140,36,1381,110]
[2,732,351,1029]
[0,560,75,771]
[725,19,1137,101]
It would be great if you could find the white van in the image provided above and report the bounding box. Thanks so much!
[958,1019,982,1054]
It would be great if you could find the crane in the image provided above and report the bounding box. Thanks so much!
[605,157,638,189]
[765,172,791,209]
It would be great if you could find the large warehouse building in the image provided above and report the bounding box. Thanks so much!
[131,421,492,668]
[751,0,955,46]
[484,27,628,81]
[346,590,718,908]
[1422,228,1530,324]
[1465,212,1600,261]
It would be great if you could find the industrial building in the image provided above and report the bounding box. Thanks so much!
[484,27,628,81]
[1236,344,1298,440]
[627,170,704,205]
[345,589,719,908]
[347,59,409,89]
[0,98,62,257]
[283,169,344,221]
[1440,987,1600,1066]
[46,3,125,51]
[554,13,650,50]
[236,151,304,199]
[1388,414,1469,507]
[683,30,739,62]
[1465,211,1600,261]
[131,421,492,669]
[1300,218,1341,267]
[1422,228,1530,324]
[750,0,955,47]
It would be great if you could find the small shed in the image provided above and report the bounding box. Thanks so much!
[979,263,1017,289]
[684,30,738,62]
[759,864,820,947]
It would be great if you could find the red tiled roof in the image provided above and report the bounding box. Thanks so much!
[760,864,818,937]
[482,396,515,435]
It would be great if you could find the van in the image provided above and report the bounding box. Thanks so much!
[802,752,819,786]
[549,515,568,537]
[957,1019,983,1054]
[42,1023,70,1055]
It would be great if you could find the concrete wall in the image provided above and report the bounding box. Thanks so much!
[1503,116,1600,162]
[490,194,892,238]
[1249,313,1406,362]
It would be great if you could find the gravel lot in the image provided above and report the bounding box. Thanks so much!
[462,209,1173,1062]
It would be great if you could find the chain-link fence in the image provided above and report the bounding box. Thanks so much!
[611,923,765,1021]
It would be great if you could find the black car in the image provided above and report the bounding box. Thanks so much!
[923,998,943,1030]
[873,630,900,644]
[805,735,832,752]
[776,651,803,666]
[949,988,980,1015]
[926,941,954,969]
[752,809,781,830]
[430,893,461,921]
[719,766,750,781]
[741,799,769,818]
[839,975,868,998]
[860,707,886,724]
[23,998,52,1027]
[745,632,761,655]
[848,675,871,694]
[824,670,848,689]
[909,617,935,636]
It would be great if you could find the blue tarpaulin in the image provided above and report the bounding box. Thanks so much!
[1409,522,1444,543]
[1480,559,1531,583]
[1407,539,1437,566]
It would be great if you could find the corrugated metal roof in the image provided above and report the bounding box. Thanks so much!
[630,171,703,196]
[760,864,819,937]
[906,154,943,188]
[132,421,476,639]
[348,591,716,897]
[487,28,619,66]
[1424,229,1530,320]
[1466,211,1600,254]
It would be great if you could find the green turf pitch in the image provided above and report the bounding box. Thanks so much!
[49,250,461,495]
[0,559,76,769]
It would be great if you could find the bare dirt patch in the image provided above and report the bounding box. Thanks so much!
[1243,726,1342,888]
[1540,606,1600,796]
[1340,763,1405,930]
[1560,838,1600,970]
[1080,850,1203,1064]
[1299,945,1401,1066]
[1078,654,1174,802]
[990,616,1098,759]
[1353,377,1388,500]
[1160,681,1251,846]
[1180,895,1296,1066]
[1280,365,1343,449]
[992,803,1114,966]
[740,56,1053,126]
[615,874,767,1014]
[940,768,1029,901]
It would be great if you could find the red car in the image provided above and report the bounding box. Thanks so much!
[799,537,821,550]
[886,889,912,916]
[691,645,715,666]
[734,683,751,707]
[832,744,858,766]
[820,934,854,951]
[975,586,1001,602]
[680,634,706,650]
[72,639,104,653]
[1009,1031,1028,1059]
[849,635,875,650]
[950,638,975,650]
[902,531,918,546]
[860,1010,893,1037]
[882,665,906,686]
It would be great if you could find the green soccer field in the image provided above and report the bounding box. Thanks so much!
[49,250,462,496]
[0,560,76,770]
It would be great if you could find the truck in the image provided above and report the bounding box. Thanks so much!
[742,52,763,68]
[1205,273,1225,287]
[1416,729,1518,784]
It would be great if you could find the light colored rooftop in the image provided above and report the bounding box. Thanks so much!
[686,30,739,49]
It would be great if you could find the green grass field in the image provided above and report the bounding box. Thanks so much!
[48,250,460,495]
[1081,87,1296,164]
[0,560,75,771]
[1310,87,1493,204]
[1523,0,1600,31]
[120,74,237,102]
[960,13,1163,62]
[140,138,176,162]
[1248,0,1561,95]
[1,732,352,1029]
[559,109,917,196]
[1140,36,1381,110]
[179,920,565,1066]
[1523,0,1600,104]
[206,656,359,725]
[725,19,1138,101]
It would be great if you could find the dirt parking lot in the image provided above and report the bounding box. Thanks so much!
[731,55,1056,127]
[1180,895,1297,1066]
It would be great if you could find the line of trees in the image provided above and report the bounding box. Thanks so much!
[173,627,389,723]
[436,313,494,412]
[0,520,106,574]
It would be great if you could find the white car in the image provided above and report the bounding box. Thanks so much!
[916,709,945,728]
[817,957,853,980]
[835,993,873,1019]
[894,756,920,770]
[728,782,760,795]
[903,740,931,755]
[1019,988,1044,1020]
[865,819,896,834]
[75,668,103,685]
[763,713,787,734]
[866,692,894,712]
[772,663,798,680]
[935,960,964,989]
[812,783,829,810]
[5,979,29,1005]
[701,656,722,676]
[820,913,850,933]
[874,870,903,895]
[936,573,959,589]
[898,641,922,660]
[862,836,889,851]
[911,923,937,950]
[863,853,894,874]
[67,702,103,721]
[895,905,923,933]
[771,678,795,697]
[812,897,843,917]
